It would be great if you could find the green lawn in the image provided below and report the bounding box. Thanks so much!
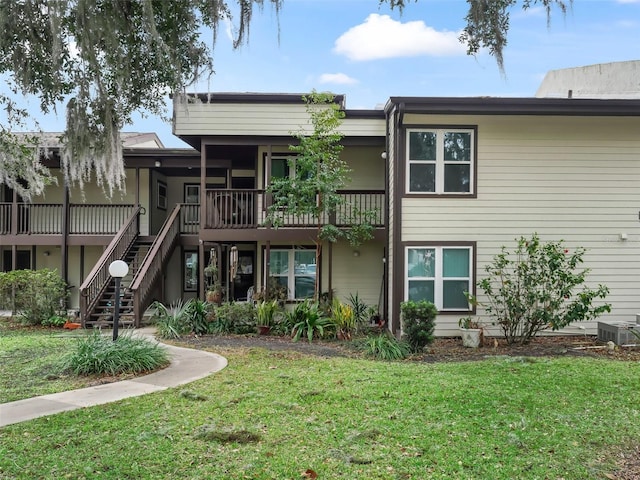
[0,326,111,403]
[1,331,639,479]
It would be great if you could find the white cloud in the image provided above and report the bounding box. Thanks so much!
[334,14,465,61]
[318,73,358,85]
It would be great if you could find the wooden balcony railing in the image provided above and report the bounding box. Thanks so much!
[130,204,182,326]
[69,204,136,234]
[79,206,141,326]
[0,203,10,235]
[205,189,257,229]
[0,203,135,235]
[179,203,200,234]
[204,189,385,229]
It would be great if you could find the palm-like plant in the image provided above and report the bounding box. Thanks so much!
[150,299,191,339]
[289,300,333,343]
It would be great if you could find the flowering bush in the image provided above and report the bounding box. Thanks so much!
[473,234,610,345]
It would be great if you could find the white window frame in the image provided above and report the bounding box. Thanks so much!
[406,128,475,195]
[267,248,317,300]
[405,245,473,312]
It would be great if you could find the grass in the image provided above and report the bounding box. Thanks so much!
[0,323,167,403]
[0,326,99,403]
[1,334,639,479]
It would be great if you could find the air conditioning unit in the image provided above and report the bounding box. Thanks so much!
[598,321,640,345]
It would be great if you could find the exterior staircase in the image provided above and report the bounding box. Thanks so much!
[80,204,183,329]
[84,240,152,328]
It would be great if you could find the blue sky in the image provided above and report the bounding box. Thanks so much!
[32,0,640,147]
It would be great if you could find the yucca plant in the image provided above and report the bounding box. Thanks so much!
[151,299,191,339]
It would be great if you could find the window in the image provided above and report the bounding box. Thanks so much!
[267,155,316,209]
[268,249,316,300]
[271,156,294,181]
[157,180,167,210]
[184,184,200,224]
[405,246,472,311]
[407,128,474,194]
[184,251,198,291]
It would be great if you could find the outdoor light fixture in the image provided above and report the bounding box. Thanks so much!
[154,160,161,168]
[108,260,129,341]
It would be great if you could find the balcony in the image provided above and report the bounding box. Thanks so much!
[0,203,136,236]
[0,190,386,239]
[203,189,386,229]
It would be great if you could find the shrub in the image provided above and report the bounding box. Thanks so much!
[42,315,68,327]
[252,277,288,305]
[213,302,256,334]
[0,269,68,325]
[63,331,169,376]
[400,300,437,353]
[360,333,410,360]
[473,234,611,345]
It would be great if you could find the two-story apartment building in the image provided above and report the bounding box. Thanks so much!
[3,93,639,337]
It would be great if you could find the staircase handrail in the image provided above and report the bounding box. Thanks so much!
[79,205,142,326]
[129,204,182,325]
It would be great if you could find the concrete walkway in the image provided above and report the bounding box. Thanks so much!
[0,328,228,427]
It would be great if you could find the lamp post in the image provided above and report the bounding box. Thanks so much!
[108,260,129,341]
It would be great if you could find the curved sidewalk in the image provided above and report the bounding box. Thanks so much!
[0,328,227,427]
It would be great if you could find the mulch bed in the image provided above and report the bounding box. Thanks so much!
[172,332,640,363]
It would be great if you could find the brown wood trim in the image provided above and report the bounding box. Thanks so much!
[400,241,477,316]
[199,228,385,243]
[401,125,478,198]
[387,96,640,116]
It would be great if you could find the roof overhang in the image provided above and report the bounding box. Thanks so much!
[385,96,640,116]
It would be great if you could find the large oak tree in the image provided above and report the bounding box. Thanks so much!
[0,0,569,199]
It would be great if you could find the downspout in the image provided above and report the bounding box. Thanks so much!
[199,140,206,300]
[391,102,405,334]
[61,179,70,306]
[265,146,272,298]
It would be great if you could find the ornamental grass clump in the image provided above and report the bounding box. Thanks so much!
[473,233,611,345]
[361,332,410,360]
[63,331,169,376]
